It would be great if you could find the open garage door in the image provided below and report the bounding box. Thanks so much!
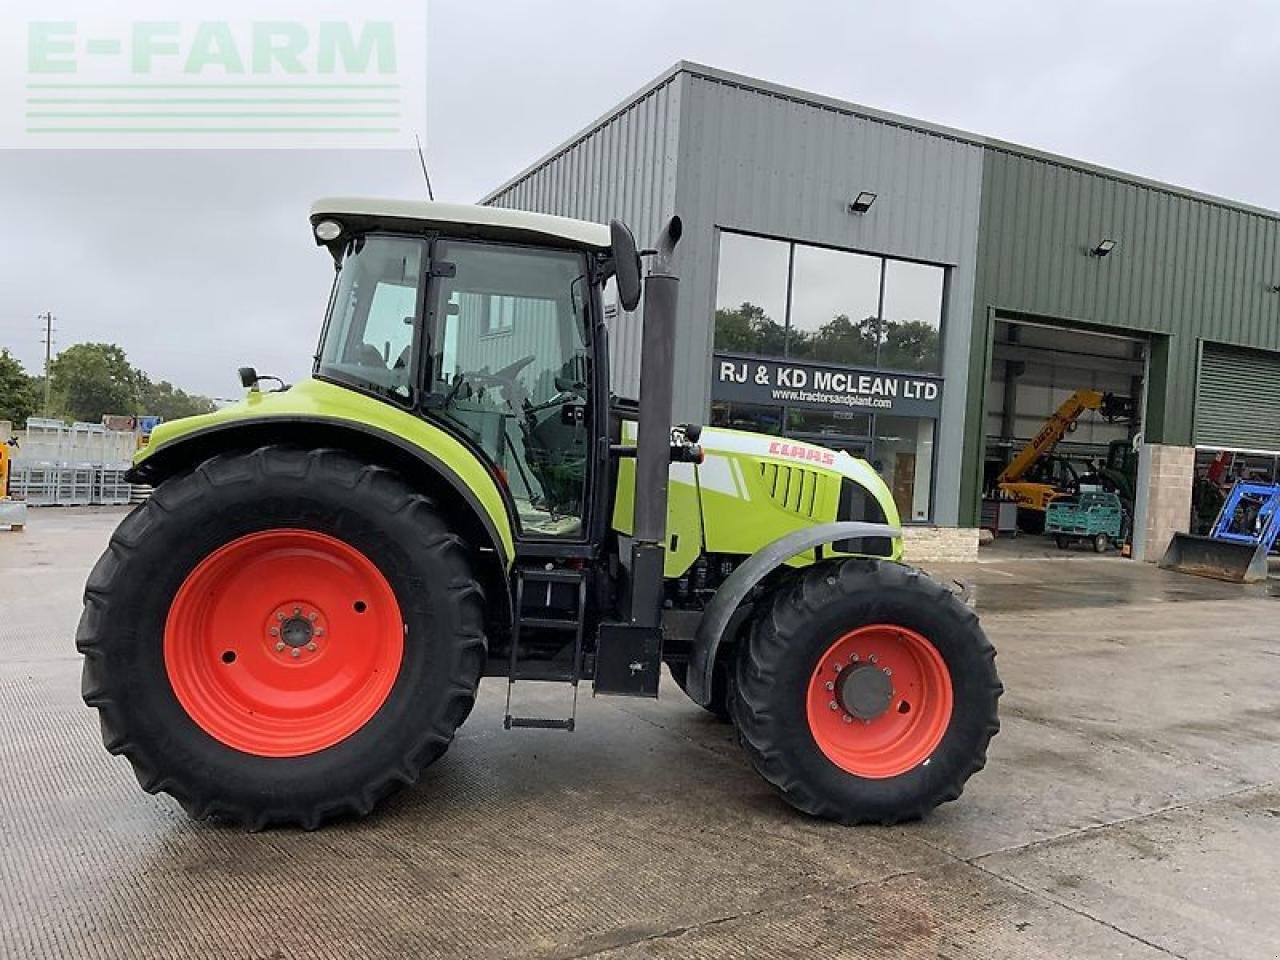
[982,317,1146,554]
[1195,342,1280,451]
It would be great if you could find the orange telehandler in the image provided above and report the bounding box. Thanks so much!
[996,389,1135,527]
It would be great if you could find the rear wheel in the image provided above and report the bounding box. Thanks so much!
[1054,534,1069,550]
[666,660,732,722]
[731,559,1001,824]
[1093,533,1109,554]
[78,446,487,829]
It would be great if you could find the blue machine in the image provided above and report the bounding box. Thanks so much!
[1208,481,1280,550]
[1161,480,1280,583]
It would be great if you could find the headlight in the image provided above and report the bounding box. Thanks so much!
[313,219,343,242]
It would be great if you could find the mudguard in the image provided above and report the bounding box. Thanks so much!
[686,521,902,705]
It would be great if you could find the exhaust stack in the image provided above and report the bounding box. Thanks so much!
[629,216,683,629]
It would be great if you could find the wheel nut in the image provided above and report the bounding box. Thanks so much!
[869,654,878,664]
[274,641,285,652]
[842,715,853,724]
[290,648,300,658]
[276,612,285,621]
[832,663,842,673]
[884,668,892,677]
[315,629,324,637]
[850,654,859,662]
[828,700,839,711]
[825,681,834,691]
[293,607,301,616]
[306,642,317,652]
[308,612,318,622]
[269,627,279,637]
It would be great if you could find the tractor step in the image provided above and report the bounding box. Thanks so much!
[503,566,587,732]
[504,716,575,731]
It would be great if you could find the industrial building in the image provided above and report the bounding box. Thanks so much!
[483,62,1280,561]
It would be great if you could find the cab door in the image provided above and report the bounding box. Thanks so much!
[422,239,595,542]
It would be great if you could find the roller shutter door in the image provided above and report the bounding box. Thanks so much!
[1194,343,1280,450]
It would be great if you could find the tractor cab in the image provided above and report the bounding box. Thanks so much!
[310,199,619,544]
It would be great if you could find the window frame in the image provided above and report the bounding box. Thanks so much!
[312,232,429,410]
[419,235,603,547]
[712,227,948,377]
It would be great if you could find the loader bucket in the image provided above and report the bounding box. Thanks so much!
[1158,532,1270,583]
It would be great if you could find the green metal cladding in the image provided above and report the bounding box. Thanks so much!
[961,147,1280,525]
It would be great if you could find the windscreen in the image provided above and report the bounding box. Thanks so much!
[316,235,425,400]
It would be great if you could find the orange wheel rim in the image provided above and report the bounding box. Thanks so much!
[806,624,953,779]
[164,529,403,757]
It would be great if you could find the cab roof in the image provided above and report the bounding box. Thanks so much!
[310,197,612,251]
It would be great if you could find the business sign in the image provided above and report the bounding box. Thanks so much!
[712,353,944,419]
[2,0,425,148]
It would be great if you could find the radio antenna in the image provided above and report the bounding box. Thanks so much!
[414,133,435,201]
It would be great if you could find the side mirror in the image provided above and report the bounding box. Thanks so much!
[238,366,259,390]
[609,219,643,312]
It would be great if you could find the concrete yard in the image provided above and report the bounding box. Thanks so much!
[1,507,1277,960]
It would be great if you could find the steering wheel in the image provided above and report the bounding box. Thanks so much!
[445,354,536,408]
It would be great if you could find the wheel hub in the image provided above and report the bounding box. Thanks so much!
[836,662,894,721]
[280,615,314,648]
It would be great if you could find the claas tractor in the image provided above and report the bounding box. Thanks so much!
[78,198,1001,829]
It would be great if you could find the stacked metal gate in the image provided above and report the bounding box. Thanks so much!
[8,419,138,507]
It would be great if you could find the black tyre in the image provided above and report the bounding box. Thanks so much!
[731,558,1001,824]
[1054,534,1069,550]
[77,446,487,829]
[667,660,732,722]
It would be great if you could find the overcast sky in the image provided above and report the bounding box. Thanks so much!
[3,0,1278,399]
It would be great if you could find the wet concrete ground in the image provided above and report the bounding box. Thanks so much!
[1,507,1277,959]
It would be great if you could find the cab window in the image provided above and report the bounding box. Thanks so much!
[426,240,591,539]
[317,236,424,399]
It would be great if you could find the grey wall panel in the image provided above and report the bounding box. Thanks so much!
[483,75,684,402]
[671,73,985,525]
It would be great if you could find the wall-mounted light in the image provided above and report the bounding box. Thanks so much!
[1091,239,1118,257]
[848,192,877,214]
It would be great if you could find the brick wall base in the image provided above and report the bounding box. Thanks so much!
[1138,443,1195,563]
[900,526,980,564]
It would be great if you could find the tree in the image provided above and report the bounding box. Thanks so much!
[0,349,40,427]
[137,377,216,420]
[714,301,787,356]
[47,343,141,423]
[798,313,879,365]
[879,319,940,372]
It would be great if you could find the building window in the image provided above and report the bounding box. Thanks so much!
[712,231,945,373]
[483,295,517,336]
[880,259,943,372]
[710,401,785,436]
[713,233,789,356]
[788,245,881,366]
[873,416,935,522]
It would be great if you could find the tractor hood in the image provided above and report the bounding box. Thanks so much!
[695,427,892,508]
[611,422,902,577]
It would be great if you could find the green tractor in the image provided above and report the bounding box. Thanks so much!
[78,199,1001,829]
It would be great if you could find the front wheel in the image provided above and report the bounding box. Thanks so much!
[732,559,1001,824]
[77,446,487,829]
